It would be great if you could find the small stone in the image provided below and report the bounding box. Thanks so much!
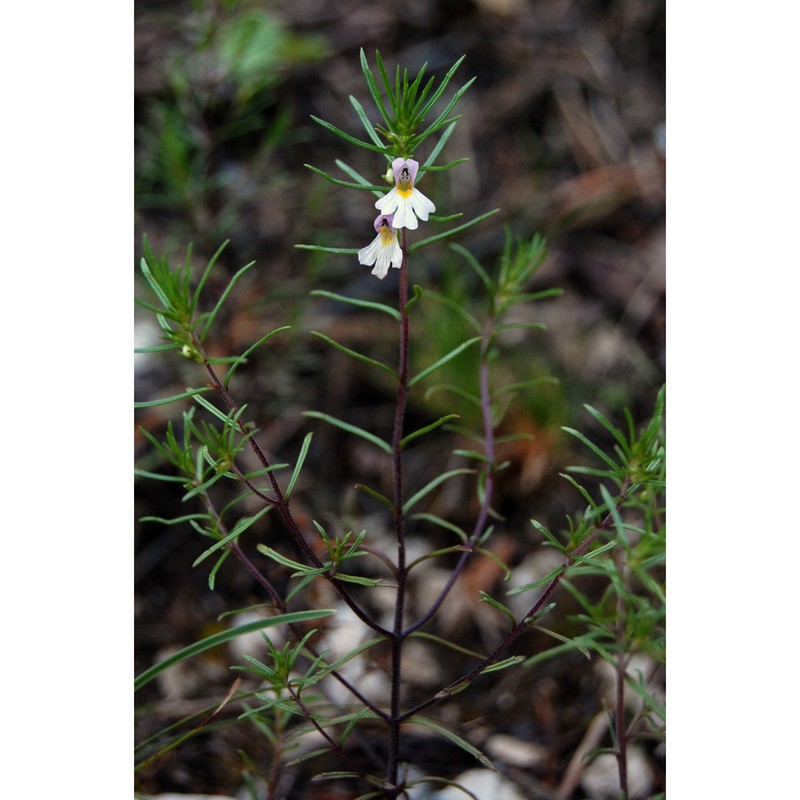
[432,768,527,800]
[485,733,547,768]
[580,747,654,799]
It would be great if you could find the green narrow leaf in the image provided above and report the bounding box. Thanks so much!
[420,121,457,172]
[207,547,232,590]
[134,297,170,318]
[256,544,317,574]
[191,239,230,313]
[257,545,317,574]
[524,601,557,624]
[191,394,240,426]
[584,404,631,457]
[181,470,226,502]
[199,261,256,342]
[409,716,494,771]
[331,573,382,587]
[642,384,666,443]
[334,158,390,199]
[400,414,460,448]
[409,631,483,659]
[303,163,387,192]
[310,331,399,381]
[349,94,385,148]
[409,337,482,387]
[507,288,564,303]
[411,73,437,119]
[417,158,469,173]
[134,343,178,354]
[140,513,210,526]
[154,311,176,336]
[475,546,512,581]
[478,591,516,623]
[599,484,626,539]
[415,55,467,120]
[423,384,481,408]
[452,449,493,464]
[139,256,171,309]
[403,468,473,514]
[562,426,621,471]
[411,513,469,543]
[522,630,602,668]
[134,469,189,484]
[286,747,335,768]
[134,609,336,691]
[530,518,568,552]
[448,242,493,293]
[422,289,483,333]
[286,432,313,499]
[360,47,395,123]
[565,466,620,479]
[295,244,360,255]
[495,377,558,397]
[192,505,272,567]
[570,539,618,566]
[409,210,500,253]
[416,75,476,139]
[303,411,392,455]
[559,472,600,511]
[481,655,525,674]
[309,116,387,153]
[374,50,398,112]
[407,545,468,572]
[311,290,401,321]
[404,59,429,109]
[354,483,395,511]
[494,321,546,333]
[506,565,564,596]
[223,325,291,386]
[406,283,424,313]
[338,706,374,747]
[134,387,211,409]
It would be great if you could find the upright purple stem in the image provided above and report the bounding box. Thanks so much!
[386,229,410,796]
[614,547,630,797]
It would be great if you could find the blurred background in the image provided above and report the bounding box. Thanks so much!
[135,0,665,796]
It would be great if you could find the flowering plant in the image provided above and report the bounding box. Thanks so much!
[135,49,665,800]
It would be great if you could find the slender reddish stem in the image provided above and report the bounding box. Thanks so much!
[386,228,410,796]
[201,355,390,638]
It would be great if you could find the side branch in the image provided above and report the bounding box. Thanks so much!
[399,477,632,722]
[201,356,391,638]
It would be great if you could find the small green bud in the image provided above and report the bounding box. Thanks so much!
[181,343,204,363]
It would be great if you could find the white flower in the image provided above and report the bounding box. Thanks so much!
[374,157,435,231]
[357,214,403,279]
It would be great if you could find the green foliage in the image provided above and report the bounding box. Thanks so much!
[309,49,475,163]
[510,387,666,759]
[137,238,257,360]
[134,610,336,692]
